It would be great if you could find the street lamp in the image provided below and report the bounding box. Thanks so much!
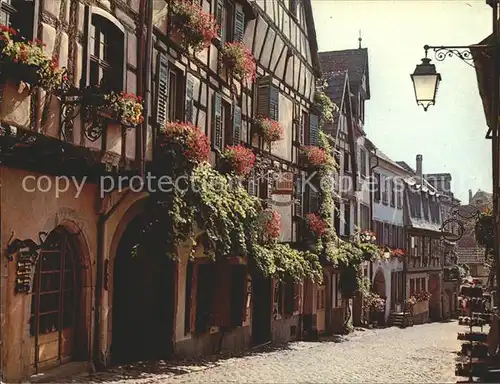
[410,57,441,111]
[408,0,500,308]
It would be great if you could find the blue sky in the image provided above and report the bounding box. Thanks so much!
[312,0,492,203]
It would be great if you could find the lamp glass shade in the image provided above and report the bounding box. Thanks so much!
[410,58,441,111]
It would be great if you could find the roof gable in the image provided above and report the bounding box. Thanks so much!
[318,48,370,99]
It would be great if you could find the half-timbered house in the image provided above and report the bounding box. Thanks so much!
[402,154,445,325]
[316,47,372,333]
[0,0,322,381]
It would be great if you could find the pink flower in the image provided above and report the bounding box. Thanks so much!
[221,42,256,83]
[302,146,327,167]
[161,121,210,163]
[256,117,284,144]
[223,145,256,176]
[305,213,326,236]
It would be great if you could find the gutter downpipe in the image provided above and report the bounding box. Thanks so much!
[368,148,378,324]
[93,0,153,367]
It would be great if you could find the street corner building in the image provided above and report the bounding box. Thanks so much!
[0,0,327,381]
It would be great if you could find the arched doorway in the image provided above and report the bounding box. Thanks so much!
[30,228,83,373]
[111,215,175,363]
[372,269,386,324]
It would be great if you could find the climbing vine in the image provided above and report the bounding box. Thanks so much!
[134,126,322,283]
[314,89,339,127]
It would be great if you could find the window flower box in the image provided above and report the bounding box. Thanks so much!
[221,42,256,83]
[157,121,210,165]
[0,25,66,92]
[253,117,283,144]
[169,0,219,52]
[300,145,327,168]
[220,144,255,177]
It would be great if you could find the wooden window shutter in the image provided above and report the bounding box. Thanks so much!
[234,7,245,43]
[267,172,274,198]
[298,113,304,145]
[248,168,257,195]
[230,266,247,327]
[269,86,279,121]
[156,53,169,127]
[213,92,223,150]
[211,263,232,327]
[309,114,319,146]
[216,0,224,42]
[294,172,303,216]
[309,188,319,213]
[185,73,195,123]
[257,77,271,117]
[233,105,242,145]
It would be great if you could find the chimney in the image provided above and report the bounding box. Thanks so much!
[469,189,473,204]
[416,154,423,182]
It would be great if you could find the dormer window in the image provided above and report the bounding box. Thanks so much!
[87,9,125,92]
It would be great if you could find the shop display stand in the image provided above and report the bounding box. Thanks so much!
[456,285,489,383]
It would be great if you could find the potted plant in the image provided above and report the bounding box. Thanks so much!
[220,144,256,176]
[158,121,210,165]
[300,145,327,168]
[220,42,256,83]
[304,213,326,237]
[105,92,144,127]
[258,208,281,242]
[475,209,494,250]
[169,0,219,52]
[253,117,284,144]
[359,230,376,244]
[0,25,66,92]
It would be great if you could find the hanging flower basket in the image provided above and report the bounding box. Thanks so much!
[169,0,219,52]
[305,213,326,237]
[105,92,144,127]
[220,42,256,83]
[221,145,256,176]
[158,121,210,164]
[300,145,327,168]
[254,117,284,144]
[475,209,494,250]
[0,25,66,92]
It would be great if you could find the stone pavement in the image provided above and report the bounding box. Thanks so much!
[44,321,464,383]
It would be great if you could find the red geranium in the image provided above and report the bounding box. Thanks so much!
[221,42,256,83]
[305,213,326,236]
[160,121,210,163]
[302,146,327,167]
[261,209,281,239]
[170,0,219,52]
[391,248,406,257]
[223,145,256,176]
[255,117,284,144]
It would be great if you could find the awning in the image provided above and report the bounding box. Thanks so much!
[471,32,496,128]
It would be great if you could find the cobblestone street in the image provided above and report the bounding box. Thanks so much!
[49,321,465,383]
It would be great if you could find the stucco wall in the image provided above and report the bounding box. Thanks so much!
[0,166,98,382]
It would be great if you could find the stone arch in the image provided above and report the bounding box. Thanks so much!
[106,193,176,363]
[372,268,386,297]
[105,192,148,357]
